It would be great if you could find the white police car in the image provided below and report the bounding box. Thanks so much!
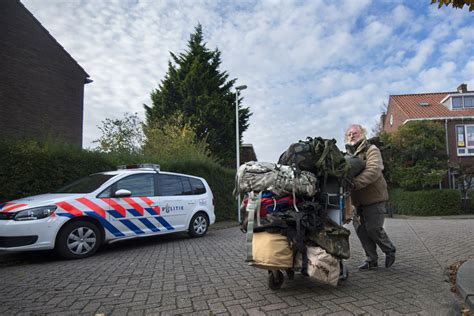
[0,164,215,259]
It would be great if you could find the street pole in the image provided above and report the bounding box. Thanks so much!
[235,85,247,223]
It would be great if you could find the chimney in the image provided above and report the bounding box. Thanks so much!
[457,83,468,93]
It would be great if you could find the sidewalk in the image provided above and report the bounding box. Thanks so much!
[210,220,239,230]
[212,214,474,313]
[1,216,472,314]
[391,214,474,220]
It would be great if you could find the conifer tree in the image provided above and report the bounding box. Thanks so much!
[144,24,251,166]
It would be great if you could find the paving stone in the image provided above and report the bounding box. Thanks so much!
[301,307,331,315]
[281,304,309,314]
[225,304,247,314]
[0,218,472,315]
[208,302,227,314]
[125,309,145,316]
[223,297,252,307]
[247,307,267,316]
[80,302,101,313]
[325,311,356,316]
[260,302,289,312]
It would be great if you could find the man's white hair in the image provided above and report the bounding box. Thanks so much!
[344,124,367,143]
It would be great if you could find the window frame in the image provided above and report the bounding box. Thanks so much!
[451,95,474,110]
[98,173,158,198]
[189,178,207,195]
[156,174,207,196]
[464,96,474,108]
[456,124,474,156]
[156,174,191,196]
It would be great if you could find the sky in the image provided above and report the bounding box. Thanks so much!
[22,0,474,162]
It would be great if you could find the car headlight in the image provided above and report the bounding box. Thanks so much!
[14,205,57,221]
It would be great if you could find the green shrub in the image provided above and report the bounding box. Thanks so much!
[388,188,461,216]
[0,138,115,201]
[0,138,236,222]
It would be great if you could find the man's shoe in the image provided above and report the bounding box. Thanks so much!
[358,261,378,271]
[385,254,395,268]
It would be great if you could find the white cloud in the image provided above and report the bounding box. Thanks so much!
[417,62,457,91]
[406,39,435,72]
[362,20,393,48]
[464,58,474,76]
[441,39,464,58]
[20,0,474,162]
[391,5,413,26]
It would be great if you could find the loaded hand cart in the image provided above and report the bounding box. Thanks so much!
[236,138,363,290]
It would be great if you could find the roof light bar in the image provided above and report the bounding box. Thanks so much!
[117,164,160,171]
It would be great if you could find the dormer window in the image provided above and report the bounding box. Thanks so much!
[465,96,474,108]
[457,96,474,108]
[445,95,474,109]
[453,97,462,109]
[440,84,474,110]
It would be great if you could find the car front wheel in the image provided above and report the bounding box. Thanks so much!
[56,221,101,259]
[188,212,209,237]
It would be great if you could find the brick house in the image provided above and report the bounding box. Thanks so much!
[383,83,474,188]
[0,0,91,146]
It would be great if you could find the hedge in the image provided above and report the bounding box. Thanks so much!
[388,188,461,216]
[0,138,236,221]
[0,139,116,201]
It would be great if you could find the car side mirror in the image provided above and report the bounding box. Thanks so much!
[114,189,132,197]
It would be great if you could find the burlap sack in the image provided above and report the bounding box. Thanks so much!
[296,246,340,286]
[250,231,293,269]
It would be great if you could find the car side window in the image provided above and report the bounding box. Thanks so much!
[97,186,112,198]
[114,174,155,197]
[190,178,206,195]
[182,177,193,195]
[158,174,185,196]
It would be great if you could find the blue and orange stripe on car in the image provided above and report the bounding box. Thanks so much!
[1,203,28,213]
[54,197,174,237]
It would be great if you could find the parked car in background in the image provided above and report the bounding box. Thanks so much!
[0,164,215,259]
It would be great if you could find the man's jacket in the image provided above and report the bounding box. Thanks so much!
[347,139,388,206]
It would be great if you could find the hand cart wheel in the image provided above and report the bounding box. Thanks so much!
[268,270,284,290]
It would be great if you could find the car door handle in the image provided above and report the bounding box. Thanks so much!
[187,202,196,205]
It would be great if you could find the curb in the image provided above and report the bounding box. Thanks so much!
[210,220,240,230]
[456,259,474,310]
[391,214,474,220]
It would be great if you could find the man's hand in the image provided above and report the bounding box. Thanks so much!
[343,178,355,192]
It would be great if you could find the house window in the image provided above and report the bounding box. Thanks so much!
[452,96,474,109]
[456,124,474,156]
[465,96,474,108]
[452,97,462,109]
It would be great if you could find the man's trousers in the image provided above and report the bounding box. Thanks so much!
[353,201,396,263]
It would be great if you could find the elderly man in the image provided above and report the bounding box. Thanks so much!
[345,124,396,270]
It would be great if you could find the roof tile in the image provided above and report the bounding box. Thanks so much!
[390,92,474,119]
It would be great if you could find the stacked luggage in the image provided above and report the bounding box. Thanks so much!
[235,137,364,289]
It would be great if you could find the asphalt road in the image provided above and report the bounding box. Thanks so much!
[1,217,473,315]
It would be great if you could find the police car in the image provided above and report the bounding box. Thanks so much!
[0,164,215,259]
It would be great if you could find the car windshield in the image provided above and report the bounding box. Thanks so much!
[56,174,115,193]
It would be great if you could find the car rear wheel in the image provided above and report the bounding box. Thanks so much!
[56,221,101,259]
[188,212,209,237]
